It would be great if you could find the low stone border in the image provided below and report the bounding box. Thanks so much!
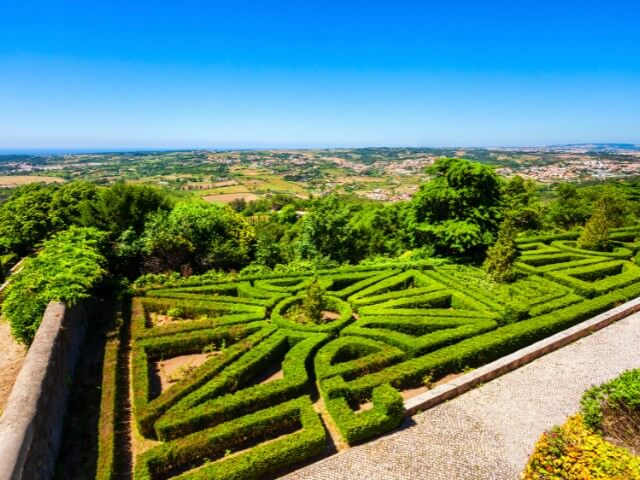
[404,296,640,415]
[0,302,87,480]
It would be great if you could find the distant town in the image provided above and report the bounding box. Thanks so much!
[0,144,639,203]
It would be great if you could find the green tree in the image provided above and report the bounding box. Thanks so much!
[577,201,611,251]
[502,176,542,231]
[302,278,326,324]
[254,222,287,268]
[410,158,503,255]
[140,201,255,273]
[295,195,359,263]
[484,217,518,282]
[0,184,54,255]
[546,183,591,229]
[48,181,98,229]
[78,182,172,237]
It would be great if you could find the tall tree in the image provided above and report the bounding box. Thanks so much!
[484,217,518,282]
[0,184,54,255]
[140,201,255,273]
[410,158,503,256]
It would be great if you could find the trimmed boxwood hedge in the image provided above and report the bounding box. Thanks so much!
[271,295,353,334]
[516,230,580,245]
[314,336,407,381]
[327,280,640,401]
[342,315,499,356]
[551,240,634,259]
[155,331,328,441]
[135,396,326,480]
[96,322,120,480]
[120,250,640,478]
[545,260,640,298]
[322,382,404,445]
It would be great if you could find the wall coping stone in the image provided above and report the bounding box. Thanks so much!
[0,302,86,480]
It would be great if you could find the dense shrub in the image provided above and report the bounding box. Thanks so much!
[525,368,640,479]
[523,415,640,479]
[581,368,640,437]
[139,201,255,273]
[3,227,107,344]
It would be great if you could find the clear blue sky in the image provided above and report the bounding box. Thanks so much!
[1,1,639,151]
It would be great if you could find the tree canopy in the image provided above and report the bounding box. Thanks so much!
[410,157,503,255]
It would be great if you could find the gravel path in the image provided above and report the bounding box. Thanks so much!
[283,311,640,480]
[0,318,25,415]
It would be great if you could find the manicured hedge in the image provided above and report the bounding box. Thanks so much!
[357,290,500,319]
[546,260,640,298]
[426,268,506,314]
[140,296,265,319]
[551,240,634,259]
[254,276,328,294]
[145,290,278,307]
[321,382,404,445]
[135,396,326,480]
[314,336,406,381]
[517,242,562,255]
[132,299,275,437]
[325,269,399,299]
[348,270,440,302]
[96,323,121,480]
[328,280,640,406]
[342,315,499,356]
[271,295,353,334]
[514,255,610,275]
[515,230,580,245]
[122,250,640,477]
[155,331,328,441]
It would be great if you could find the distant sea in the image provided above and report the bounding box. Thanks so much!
[0,147,190,155]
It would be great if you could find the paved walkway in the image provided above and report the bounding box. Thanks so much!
[283,311,640,480]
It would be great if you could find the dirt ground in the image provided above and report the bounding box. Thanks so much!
[0,318,26,414]
[155,352,214,393]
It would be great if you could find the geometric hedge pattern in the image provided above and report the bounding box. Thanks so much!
[130,226,640,479]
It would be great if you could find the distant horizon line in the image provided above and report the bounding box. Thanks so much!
[0,142,639,156]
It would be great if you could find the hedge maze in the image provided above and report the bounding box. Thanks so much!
[110,227,640,479]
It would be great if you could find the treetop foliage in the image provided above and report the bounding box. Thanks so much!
[410,157,503,255]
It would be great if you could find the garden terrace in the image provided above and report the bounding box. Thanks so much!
[102,229,640,479]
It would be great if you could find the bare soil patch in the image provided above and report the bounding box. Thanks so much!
[203,192,260,203]
[0,318,26,414]
[155,353,215,393]
[259,368,284,384]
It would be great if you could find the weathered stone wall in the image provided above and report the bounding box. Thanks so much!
[0,302,87,480]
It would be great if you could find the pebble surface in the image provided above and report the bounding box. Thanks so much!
[282,311,640,480]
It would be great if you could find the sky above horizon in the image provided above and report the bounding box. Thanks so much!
[1,1,639,151]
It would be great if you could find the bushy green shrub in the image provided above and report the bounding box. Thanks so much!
[523,415,640,479]
[3,227,107,344]
[581,368,640,432]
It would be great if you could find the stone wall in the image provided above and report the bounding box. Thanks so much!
[0,302,87,480]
